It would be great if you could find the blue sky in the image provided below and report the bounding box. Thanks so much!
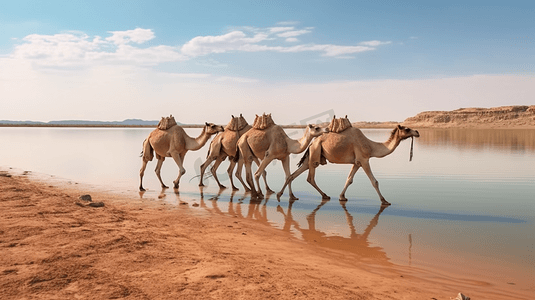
[1,0,533,123]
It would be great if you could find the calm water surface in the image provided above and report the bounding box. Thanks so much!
[1,127,534,297]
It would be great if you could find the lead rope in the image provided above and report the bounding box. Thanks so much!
[409,136,414,162]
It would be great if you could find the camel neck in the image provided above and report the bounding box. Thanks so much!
[373,130,402,158]
[187,127,211,151]
[287,128,313,154]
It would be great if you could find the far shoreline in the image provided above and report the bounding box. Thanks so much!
[2,123,534,129]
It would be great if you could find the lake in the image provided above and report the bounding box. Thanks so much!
[1,126,534,298]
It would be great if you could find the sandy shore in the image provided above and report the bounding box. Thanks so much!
[0,171,529,299]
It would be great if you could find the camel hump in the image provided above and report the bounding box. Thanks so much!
[158,115,177,130]
[225,115,249,131]
[328,116,352,133]
[252,113,275,130]
[237,114,249,131]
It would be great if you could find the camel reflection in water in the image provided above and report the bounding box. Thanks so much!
[141,187,401,265]
[198,186,272,227]
[278,200,391,264]
[198,188,393,264]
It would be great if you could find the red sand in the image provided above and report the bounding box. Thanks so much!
[1,173,531,299]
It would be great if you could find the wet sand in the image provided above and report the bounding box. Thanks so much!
[0,171,531,299]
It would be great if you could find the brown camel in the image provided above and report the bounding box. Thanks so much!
[139,121,224,191]
[237,114,329,200]
[278,123,420,205]
[199,114,272,191]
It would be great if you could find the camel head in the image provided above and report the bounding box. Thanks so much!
[395,125,420,140]
[204,122,225,135]
[306,124,330,137]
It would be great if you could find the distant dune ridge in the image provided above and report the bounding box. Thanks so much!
[402,105,535,128]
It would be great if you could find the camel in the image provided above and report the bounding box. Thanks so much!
[198,114,272,191]
[277,121,420,205]
[139,120,224,191]
[236,113,329,200]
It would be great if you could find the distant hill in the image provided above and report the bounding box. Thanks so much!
[0,119,163,127]
[403,105,535,128]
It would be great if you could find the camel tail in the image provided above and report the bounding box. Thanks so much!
[141,138,154,161]
[297,147,327,167]
[297,148,310,167]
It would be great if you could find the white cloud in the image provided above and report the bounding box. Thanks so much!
[359,40,392,47]
[181,27,387,58]
[10,29,186,68]
[269,27,294,33]
[13,33,102,64]
[276,21,300,26]
[105,28,155,45]
[320,45,374,56]
[276,29,311,38]
[181,31,270,57]
[8,25,392,71]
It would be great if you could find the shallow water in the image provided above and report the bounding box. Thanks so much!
[1,127,534,296]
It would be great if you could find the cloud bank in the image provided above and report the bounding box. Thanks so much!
[6,26,391,69]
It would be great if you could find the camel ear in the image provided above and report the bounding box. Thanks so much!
[205,122,209,126]
[397,125,402,129]
[231,115,234,118]
[308,124,313,128]
[240,113,243,117]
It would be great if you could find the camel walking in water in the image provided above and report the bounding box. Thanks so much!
[198,114,271,191]
[139,118,224,191]
[237,113,328,200]
[278,118,419,205]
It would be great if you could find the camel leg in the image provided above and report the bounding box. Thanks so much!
[277,158,309,200]
[361,160,390,206]
[307,163,330,200]
[210,154,227,189]
[139,159,149,191]
[155,158,168,189]
[244,160,258,198]
[252,156,276,199]
[281,157,298,200]
[234,160,251,192]
[171,152,186,189]
[252,157,274,194]
[227,160,240,191]
[339,163,361,201]
[199,155,218,186]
